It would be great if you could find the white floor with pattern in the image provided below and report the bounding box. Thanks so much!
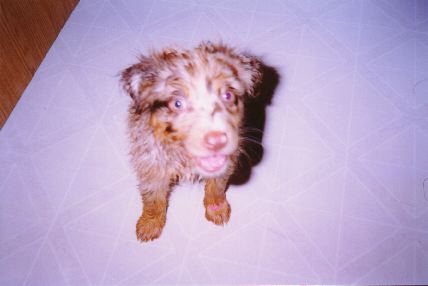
[1,0,428,284]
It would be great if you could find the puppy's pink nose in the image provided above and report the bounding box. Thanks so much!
[203,131,228,152]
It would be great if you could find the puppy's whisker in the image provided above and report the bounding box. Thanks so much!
[241,127,264,134]
[242,126,264,132]
[240,137,264,147]
[237,147,254,166]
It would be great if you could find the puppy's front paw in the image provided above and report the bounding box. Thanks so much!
[136,215,165,242]
[205,200,231,225]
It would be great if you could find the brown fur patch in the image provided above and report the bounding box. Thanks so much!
[204,178,231,225]
[136,193,168,241]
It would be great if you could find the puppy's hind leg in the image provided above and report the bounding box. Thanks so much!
[204,177,231,225]
[136,184,170,242]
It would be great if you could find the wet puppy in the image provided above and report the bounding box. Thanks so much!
[120,42,261,241]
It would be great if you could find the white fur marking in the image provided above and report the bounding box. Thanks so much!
[130,73,141,94]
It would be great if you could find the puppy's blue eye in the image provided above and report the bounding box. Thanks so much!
[170,91,187,111]
[174,99,182,108]
[171,98,187,111]
[223,92,234,101]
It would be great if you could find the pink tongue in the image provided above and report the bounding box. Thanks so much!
[197,155,227,172]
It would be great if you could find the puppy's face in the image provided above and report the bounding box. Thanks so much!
[122,43,261,177]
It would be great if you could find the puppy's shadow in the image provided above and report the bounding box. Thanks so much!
[229,63,280,185]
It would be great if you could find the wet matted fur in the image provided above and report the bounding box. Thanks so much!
[121,42,262,241]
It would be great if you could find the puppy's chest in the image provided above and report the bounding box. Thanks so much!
[163,146,197,178]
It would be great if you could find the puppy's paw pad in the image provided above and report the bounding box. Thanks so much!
[205,200,231,226]
[136,216,165,242]
[208,204,221,211]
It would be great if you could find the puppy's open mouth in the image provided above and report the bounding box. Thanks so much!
[196,154,227,174]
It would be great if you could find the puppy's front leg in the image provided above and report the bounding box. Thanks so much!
[136,185,170,242]
[204,177,231,225]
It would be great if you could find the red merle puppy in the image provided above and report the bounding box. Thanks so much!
[121,42,261,242]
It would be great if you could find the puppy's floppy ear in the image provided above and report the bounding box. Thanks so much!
[240,54,262,97]
[120,56,157,106]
